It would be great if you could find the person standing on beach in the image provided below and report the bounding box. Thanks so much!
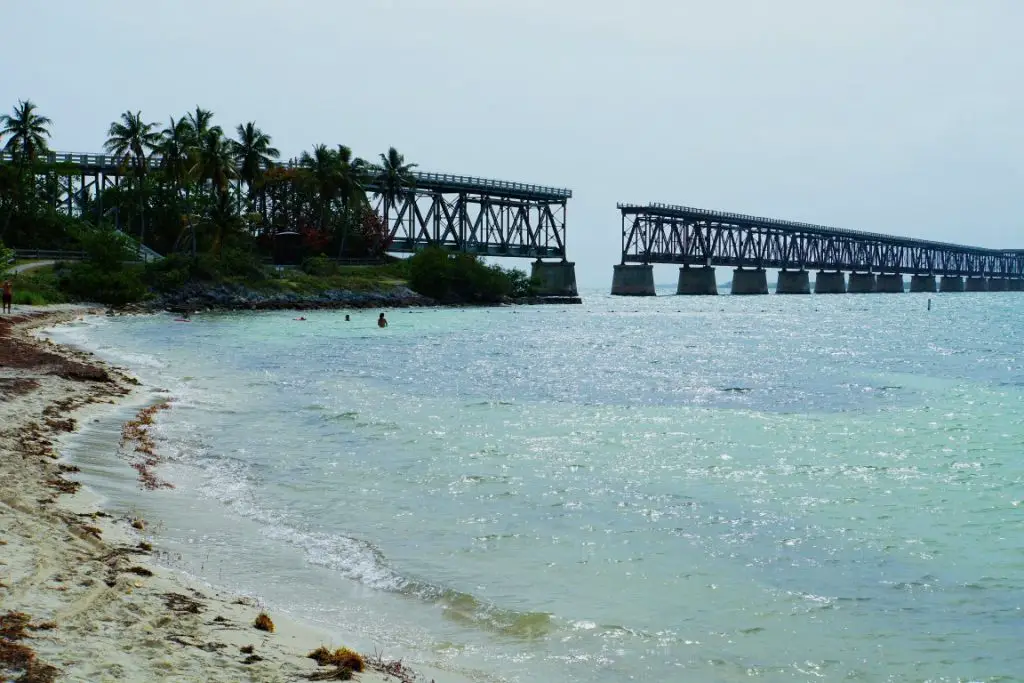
[378,312,388,328]
[2,280,12,314]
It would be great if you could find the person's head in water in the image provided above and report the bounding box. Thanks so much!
[377,312,388,327]
[345,314,350,321]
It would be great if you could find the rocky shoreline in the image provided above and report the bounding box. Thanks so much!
[122,281,582,313]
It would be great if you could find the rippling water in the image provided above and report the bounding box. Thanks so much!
[50,290,1024,682]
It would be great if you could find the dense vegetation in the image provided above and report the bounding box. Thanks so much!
[0,99,534,305]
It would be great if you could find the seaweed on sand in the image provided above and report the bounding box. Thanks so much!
[119,401,174,490]
[0,611,60,683]
[306,646,364,671]
[253,612,274,633]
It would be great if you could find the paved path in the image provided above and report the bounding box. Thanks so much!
[9,260,56,274]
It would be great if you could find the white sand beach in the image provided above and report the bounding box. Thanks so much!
[0,308,463,683]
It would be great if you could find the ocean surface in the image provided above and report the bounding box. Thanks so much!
[49,289,1024,682]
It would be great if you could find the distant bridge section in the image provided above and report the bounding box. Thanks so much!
[613,202,1024,295]
[0,151,578,296]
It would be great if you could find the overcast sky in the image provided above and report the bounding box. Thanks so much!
[3,0,1022,287]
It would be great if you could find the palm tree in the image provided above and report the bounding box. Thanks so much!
[186,106,220,145]
[299,144,340,233]
[104,110,160,175]
[193,128,238,199]
[374,146,417,230]
[231,122,279,199]
[104,110,160,249]
[1,99,52,162]
[157,116,193,191]
[335,145,367,257]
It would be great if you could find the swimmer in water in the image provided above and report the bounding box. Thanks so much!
[377,312,388,328]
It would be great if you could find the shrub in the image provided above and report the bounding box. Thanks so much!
[59,263,146,306]
[76,226,135,270]
[406,247,523,303]
[0,240,13,279]
[10,268,67,305]
[301,254,339,277]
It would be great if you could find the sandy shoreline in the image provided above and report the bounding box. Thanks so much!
[0,307,458,683]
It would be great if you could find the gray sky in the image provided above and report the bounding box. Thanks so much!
[3,0,1022,287]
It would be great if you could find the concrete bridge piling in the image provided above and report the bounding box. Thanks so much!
[848,273,876,294]
[609,266,1024,297]
[776,270,811,294]
[676,266,718,295]
[940,276,965,292]
[610,264,656,295]
[531,260,579,297]
[814,271,846,294]
[965,277,988,292]
[731,268,769,295]
[876,274,905,293]
[910,275,937,292]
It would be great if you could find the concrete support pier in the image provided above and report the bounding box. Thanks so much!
[731,268,769,295]
[940,276,964,292]
[848,272,877,293]
[814,271,846,294]
[910,275,937,293]
[676,266,718,295]
[776,270,811,294]
[876,273,905,293]
[965,277,988,292]
[988,277,1007,291]
[611,264,656,296]
[531,260,579,297]
[1009,279,1024,291]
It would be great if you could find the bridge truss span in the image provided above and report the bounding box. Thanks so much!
[379,188,567,259]
[0,150,573,261]
[618,203,1024,278]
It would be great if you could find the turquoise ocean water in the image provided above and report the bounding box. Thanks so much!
[50,289,1024,682]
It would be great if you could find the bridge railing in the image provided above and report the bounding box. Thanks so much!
[12,248,88,261]
[0,151,572,199]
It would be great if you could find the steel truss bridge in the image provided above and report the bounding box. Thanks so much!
[619,202,1024,278]
[1,151,572,260]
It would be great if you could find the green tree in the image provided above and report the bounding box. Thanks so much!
[299,144,340,233]
[0,239,14,278]
[335,145,368,257]
[186,106,221,143]
[373,146,416,231]
[0,99,52,163]
[193,129,237,198]
[232,122,279,200]
[104,110,160,252]
[158,116,193,190]
[104,110,160,175]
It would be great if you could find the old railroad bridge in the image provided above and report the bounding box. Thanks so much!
[2,151,579,298]
[613,202,1024,295]
[11,152,1024,298]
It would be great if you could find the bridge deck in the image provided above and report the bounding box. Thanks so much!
[2,151,572,201]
